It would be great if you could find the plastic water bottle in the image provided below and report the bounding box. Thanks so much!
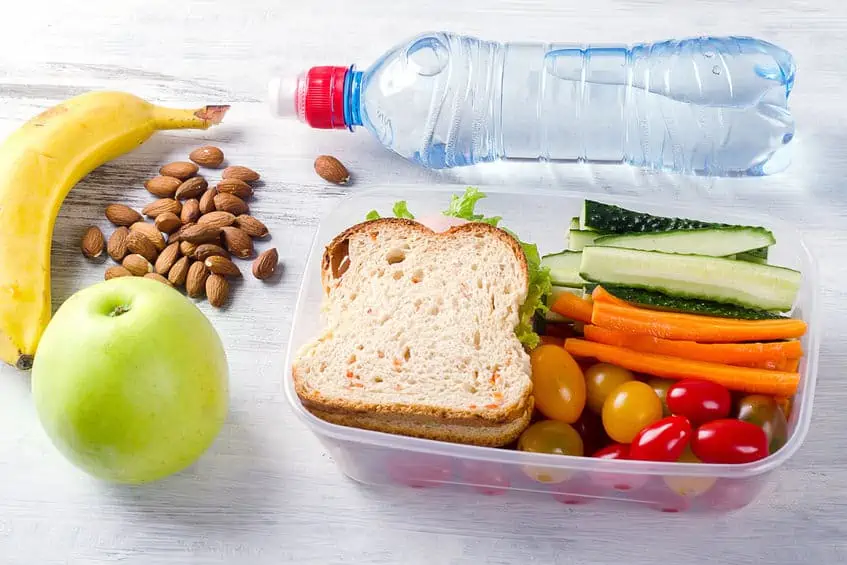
[268,32,796,176]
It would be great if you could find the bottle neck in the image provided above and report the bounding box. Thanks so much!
[343,70,363,128]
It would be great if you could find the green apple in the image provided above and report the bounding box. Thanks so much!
[31,276,229,484]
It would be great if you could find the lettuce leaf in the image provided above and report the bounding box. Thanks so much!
[365,187,551,350]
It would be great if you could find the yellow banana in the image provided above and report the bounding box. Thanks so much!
[0,91,229,370]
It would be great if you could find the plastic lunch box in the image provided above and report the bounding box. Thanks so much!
[283,183,820,513]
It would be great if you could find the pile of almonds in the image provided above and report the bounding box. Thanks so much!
[81,145,279,308]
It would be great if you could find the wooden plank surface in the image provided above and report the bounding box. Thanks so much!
[0,0,845,563]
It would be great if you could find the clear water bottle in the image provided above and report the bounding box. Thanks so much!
[268,32,796,176]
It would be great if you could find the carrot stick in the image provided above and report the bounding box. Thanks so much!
[583,325,803,368]
[784,358,801,372]
[591,301,807,343]
[564,338,800,396]
[550,292,594,323]
[591,286,631,307]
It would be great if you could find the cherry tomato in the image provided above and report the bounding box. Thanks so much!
[572,408,610,455]
[518,420,584,483]
[602,381,663,444]
[584,363,635,413]
[691,419,769,464]
[592,443,629,459]
[666,379,731,425]
[646,377,674,416]
[736,394,788,454]
[662,445,717,497]
[530,345,586,423]
[590,443,648,491]
[629,415,692,462]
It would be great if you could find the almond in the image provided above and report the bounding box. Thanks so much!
[314,155,350,185]
[186,261,209,298]
[206,274,229,307]
[181,198,201,224]
[122,254,153,276]
[144,272,173,287]
[220,226,254,258]
[175,176,208,200]
[154,242,181,275]
[107,226,130,261]
[81,226,105,259]
[194,243,230,261]
[214,192,249,216]
[180,240,199,257]
[221,165,260,183]
[234,214,269,238]
[170,222,195,243]
[216,178,253,199]
[130,222,166,251]
[159,161,198,180]
[168,256,191,286]
[180,224,222,244]
[199,188,217,215]
[189,145,225,168]
[204,255,241,278]
[126,230,158,262]
[252,248,279,280]
[142,198,181,219]
[144,176,181,198]
[105,265,133,280]
[197,211,235,229]
[105,204,143,226]
[154,212,182,234]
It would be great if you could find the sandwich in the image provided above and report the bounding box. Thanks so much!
[291,189,552,446]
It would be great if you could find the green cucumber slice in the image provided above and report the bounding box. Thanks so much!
[540,251,586,288]
[595,286,785,320]
[580,200,760,234]
[737,247,769,264]
[593,227,775,257]
[568,230,601,251]
[579,246,801,311]
[569,217,581,230]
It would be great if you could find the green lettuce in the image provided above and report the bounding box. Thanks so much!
[364,187,552,349]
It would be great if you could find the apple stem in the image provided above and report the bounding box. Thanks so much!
[109,305,131,317]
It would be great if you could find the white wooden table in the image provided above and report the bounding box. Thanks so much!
[0,1,845,563]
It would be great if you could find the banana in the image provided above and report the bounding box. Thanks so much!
[0,91,229,370]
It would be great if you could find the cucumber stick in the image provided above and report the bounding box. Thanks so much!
[581,200,760,234]
[737,247,769,264]
[593,227,775,256]
[544,286,583,322]
[541,251,586,288]
[580,246,801,311]
[595,286,785,320]
[568,230,601,251]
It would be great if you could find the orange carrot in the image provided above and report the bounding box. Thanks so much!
[591,286,631,307]
[784,358,801,372]
[539,335,565,348]
[564,338,800,396]
[591,300,807,343]
[550,292,594,323]
[583,325,803,368]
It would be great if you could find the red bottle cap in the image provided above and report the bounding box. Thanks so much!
[268,66,349,129]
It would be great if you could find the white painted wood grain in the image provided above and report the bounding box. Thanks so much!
[0,0,846,563]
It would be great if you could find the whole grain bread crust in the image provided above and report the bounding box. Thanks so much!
[293,217,533,428]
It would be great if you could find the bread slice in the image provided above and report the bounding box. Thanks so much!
[291,218,534,447]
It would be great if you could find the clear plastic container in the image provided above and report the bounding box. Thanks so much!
[283,184,820,513]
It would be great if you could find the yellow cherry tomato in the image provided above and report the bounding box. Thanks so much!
[601,381,663,443]
[518,420,584,483]
[529,345,586,424]
[584,363,635,413]
[663,446,717,497]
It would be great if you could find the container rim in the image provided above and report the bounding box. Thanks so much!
[282,183,821,479]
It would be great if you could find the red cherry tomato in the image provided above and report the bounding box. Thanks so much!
[666,379,731,425]
[592,443,629,459]
[629,416,692,462]
[691,419,769,464]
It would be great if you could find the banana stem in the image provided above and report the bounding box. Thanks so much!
[152,104,230,130]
